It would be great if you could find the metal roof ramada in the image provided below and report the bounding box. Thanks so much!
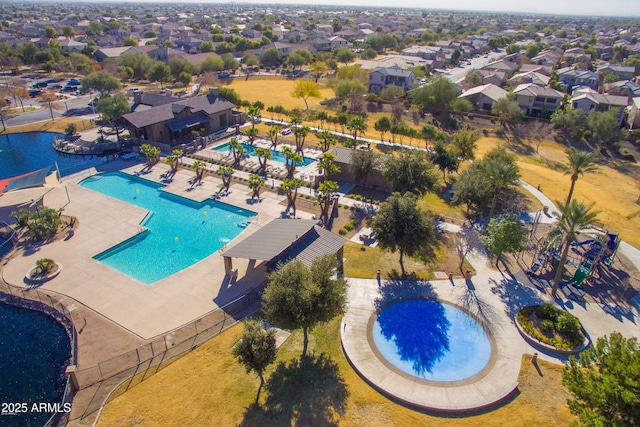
[220,219,320,261]
[269,225,347,269]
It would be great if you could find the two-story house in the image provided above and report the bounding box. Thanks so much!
[368,66,415,95]
[557,69,599,91]
[571,89,629,124]
[597,64,636,81]
[513,83,565,117]
[458,84,507,111]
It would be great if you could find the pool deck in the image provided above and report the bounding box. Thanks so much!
[1,160,314,340]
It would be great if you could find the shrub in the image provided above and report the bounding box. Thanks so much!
[541,319,555,334]
[556,312,581,338]
[537,303,558,321]
[623,152,636,161]
[611,141,622,152]
[35,258,56,275]
[343,220,357,231]
[338,228,347,235]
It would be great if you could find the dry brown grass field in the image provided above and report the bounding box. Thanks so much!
[97,319,575,427]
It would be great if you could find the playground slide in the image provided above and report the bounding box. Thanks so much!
[568,261,592,287]
[570,239,596,247]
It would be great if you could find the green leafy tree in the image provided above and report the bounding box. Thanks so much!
[335,46,356,64]
[260,48,282,66]
[178,71,191,88]
[279,178,304,216]
[383,150,440,196]
[351,149,378,189]
[491,97,523,122]
[551,108,588,140]
[430,141,460,181]
[451,163,492,215]
[96,94,131,142]
[550,200,600,297]
[200,55,224,73]
[316,180,339,224]
[421,123,445,150]
[147,62,172,89]
[563,332,640,427]
[290,80,321,110]
[232,320,277,402]
[309,61,329,82]
[451,129,479,161]
[123,36,138,46]
[81,70,122,96]
[262,255,347,356]
[411,76,459,111]
[119,51,153,80]
[380,85,405,103]
[375,116,391,142]
[372,192,435,277]
[484,214,527,267]
[560,148,599,205]
[248,174,265,200]
[588,109,620,145]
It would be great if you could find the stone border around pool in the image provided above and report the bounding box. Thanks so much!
[341,294,521,415]
[366,297,499,388]
[514,314,591,355]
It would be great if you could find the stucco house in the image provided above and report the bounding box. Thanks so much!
[513,83,564,117]
[458,84,507,111]
[558,69,599,91]
[597,64,636,82]
[571,90,629,124]
[368,66,415,95]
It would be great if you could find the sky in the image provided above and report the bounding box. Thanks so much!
[80,0,640,18]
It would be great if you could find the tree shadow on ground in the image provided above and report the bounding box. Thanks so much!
[489,272,545,320]
[456,284,501,330]
[237,353,348,427]
[374,273,437,312]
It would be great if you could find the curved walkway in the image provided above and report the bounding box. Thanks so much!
[341,178,640,414]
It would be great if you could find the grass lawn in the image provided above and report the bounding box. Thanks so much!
[97,317,575,427]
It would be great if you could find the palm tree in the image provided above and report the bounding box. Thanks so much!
[217,165,234,190]
[317,152,340,181]
[316,129,336,152]
[267,124,281,149]
[248,174,265,200]
[484,158,520,220]
[560,148,599,205]
[294,125,310,153]
[282,145,302,178]
[166,149,182,173]
[347,115,367,147]
[317,180,339,225]
[243,127,258,144]
[254,147,272,172]
[191,160,206,183]
[247,105,262,132]
[550,200,600,297]
[228,137,245,164]
[279,178,304,216]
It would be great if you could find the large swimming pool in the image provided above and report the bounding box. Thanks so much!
[80,172,255,284]
[0,132,101,179]
[372,299,492,382]
[212,142,315,166]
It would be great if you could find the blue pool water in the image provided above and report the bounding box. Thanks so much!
[212,142,315,166]
[372,300,491,382]
[0,302,71,426]
[0,132,102,179]
[80,172,255,284]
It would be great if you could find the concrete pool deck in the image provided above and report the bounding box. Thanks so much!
[1,160,314,340]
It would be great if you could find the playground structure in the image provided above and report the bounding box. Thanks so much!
[526,232,620,287]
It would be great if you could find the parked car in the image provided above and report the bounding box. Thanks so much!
[281,128,292,136]
[32,82,47,88]
[68,79,81,85]
[28,89,41,97]
[217,71,231,78]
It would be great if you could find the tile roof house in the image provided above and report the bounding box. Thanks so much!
[508,71,550,87]
[571,89,629,124]
[513,83,565,117]
[558,69,599,91]
[368,65,415,95]
[122,87,240,146]
[458,84,508,111]
[597,64,636,81]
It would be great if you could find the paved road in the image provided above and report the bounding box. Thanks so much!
[442,49,506,83]
[4,93,96,127]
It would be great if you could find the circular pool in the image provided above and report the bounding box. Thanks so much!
[371,299,492,382]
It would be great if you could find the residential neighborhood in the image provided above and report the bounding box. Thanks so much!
[1,2,640,427]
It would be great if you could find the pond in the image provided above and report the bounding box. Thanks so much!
[0,131,102,179]
[0,302,71,426]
